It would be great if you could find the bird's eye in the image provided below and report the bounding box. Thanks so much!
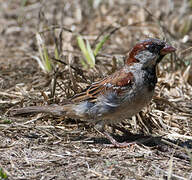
[146,43,165,54]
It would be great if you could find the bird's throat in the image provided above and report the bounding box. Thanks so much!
[144,66,157,92]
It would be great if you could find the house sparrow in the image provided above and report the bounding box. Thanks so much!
[11,38,176,147]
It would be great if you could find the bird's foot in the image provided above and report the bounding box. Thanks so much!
[103,132,136,148]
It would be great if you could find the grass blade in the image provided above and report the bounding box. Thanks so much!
[86,39,95,67]
[77,35,95,68]
[94,34,109,56]
[35,33,52,73]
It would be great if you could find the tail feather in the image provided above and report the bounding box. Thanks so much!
[10,104,75,117]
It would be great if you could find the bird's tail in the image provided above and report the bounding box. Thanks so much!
[10,104,75,117]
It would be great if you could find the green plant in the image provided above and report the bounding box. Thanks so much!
[0,168,7,180]
[20,0,29,6]
[34,33,52,73]
[77,34,109,68]
[77,35,95,68]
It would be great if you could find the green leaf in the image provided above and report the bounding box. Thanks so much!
[21,0,28,7]
[77,35,88,58]
[86,40,95,67]
[35,33,52,73]
[54,46,59,59]
[77,35,95,68]
[0,168,8,180]
[43,46,52,72]
[80,58,88,68]
[94,34,109,56]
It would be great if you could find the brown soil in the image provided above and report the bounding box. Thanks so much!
[0,0,192,179]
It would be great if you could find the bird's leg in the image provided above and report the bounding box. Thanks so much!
[103,131,136,148]
[95,121,136,148]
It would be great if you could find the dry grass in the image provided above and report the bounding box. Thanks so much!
[0,0,192,179]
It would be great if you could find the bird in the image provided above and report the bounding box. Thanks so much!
[11,38,176,147]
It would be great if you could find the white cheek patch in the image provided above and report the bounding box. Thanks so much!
[135,50,153,60]
[135,50,157,67]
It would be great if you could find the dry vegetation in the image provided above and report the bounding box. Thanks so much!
[0,0,192,179]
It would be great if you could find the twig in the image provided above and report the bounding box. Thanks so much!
[153,96,187,113]
[23,114,43,125]
[164,133,192,140]
[152,164,187,180]
[0,92,23,98]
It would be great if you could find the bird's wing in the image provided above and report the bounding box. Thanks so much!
[71,69,134,103]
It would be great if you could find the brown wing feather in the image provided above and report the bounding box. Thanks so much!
[71,69,134,103]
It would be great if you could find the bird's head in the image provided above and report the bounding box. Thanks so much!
[126,38,176,68]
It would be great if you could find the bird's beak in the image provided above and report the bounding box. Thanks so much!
[160,44,176,55]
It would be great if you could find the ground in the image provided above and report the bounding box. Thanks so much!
[0,0,192,179]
